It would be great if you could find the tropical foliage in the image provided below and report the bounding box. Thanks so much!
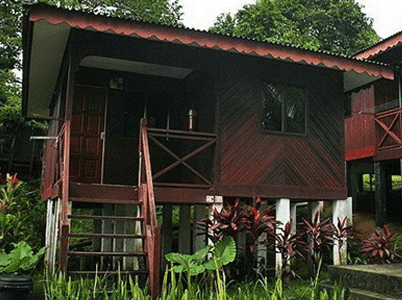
[0,241,46,274]
[210,0,378,55]
[360,224,401,264]
[0,173,45,252]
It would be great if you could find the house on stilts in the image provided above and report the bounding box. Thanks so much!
[345,32,402,227]
[22,3,395,298]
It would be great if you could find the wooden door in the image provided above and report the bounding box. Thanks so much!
[70,86,106,183]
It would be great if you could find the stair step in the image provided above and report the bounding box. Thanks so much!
[320,283,398,300]
[328,264,402,299]
[69,233,146,239]
[68,215,144,222]
[69,251,147,257]
[68,270,148,276]
[70,197,142,205]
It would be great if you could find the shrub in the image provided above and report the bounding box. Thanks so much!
[0,174,45,252]
[360,224,401,264]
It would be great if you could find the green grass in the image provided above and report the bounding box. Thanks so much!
[40,270,347,300]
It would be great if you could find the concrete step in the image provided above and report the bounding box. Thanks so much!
[320,283,399,300]
[328,264,402,299]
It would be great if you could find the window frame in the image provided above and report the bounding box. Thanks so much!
[260,82,308,136]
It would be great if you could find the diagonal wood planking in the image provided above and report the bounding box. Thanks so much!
[218,61,345,197]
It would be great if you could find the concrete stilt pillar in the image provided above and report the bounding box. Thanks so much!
[290,203,297,235]
[333,199,347,265]
[275,198,290,277]
[207,196,223,247]
[178,205,191,254]
[345,196,353,225]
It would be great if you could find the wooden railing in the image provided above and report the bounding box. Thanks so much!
[138,119,161,300]
[375,107,402,151]
[147,126,217,188]
[59,121,71,270]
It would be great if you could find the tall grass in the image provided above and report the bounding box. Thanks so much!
[44,271,150,300]
[43,269,348,300]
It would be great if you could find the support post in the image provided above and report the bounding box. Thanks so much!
[162,205,173,267]
[333,199,347,265]
[207,196,223,247]
[290,203,297,235]
[178,205,191,254]
[194,205,206,251]
[374,161,387,227]
[275,198,290,277]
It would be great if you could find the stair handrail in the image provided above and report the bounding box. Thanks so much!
[138,118,160,300]
[58,120,71,270]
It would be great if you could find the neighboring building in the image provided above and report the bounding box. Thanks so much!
[345,32,402,226]
[22,3,394,297]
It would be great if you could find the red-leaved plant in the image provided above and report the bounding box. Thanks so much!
[303,211,334,276]
[242,197,278,255]
[274,220,305,278]
[360,225,401,264]
[198,197,278,279]
[197,198,248,243]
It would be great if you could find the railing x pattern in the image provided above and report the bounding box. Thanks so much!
[375,107,402,151]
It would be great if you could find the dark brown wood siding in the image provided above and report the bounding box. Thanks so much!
[345,86,376,161]
[217,58,346,200]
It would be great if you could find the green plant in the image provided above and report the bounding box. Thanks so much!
[360,225,401,264]
[44,271,151,300]
[166,236,237,275]
[0,241,46,274]
[198,198,278,280]
[0,173,45,252]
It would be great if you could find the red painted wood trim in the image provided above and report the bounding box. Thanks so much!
[69,182,138,200]
[345,146,375,161]
[61,121,70,226]
[154,186,214,204]
[218,185,346,200]
[28,6,394,80]
[151,227,161,300]
[374,147,402,161]
[59,224,69,270]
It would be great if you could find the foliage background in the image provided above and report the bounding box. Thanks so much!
[210,0,379,56]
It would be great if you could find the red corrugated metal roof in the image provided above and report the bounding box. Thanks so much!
[28,4,394,80]
[355,31,402,60]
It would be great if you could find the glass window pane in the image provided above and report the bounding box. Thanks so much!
[285,85,306,134]
[261,83,283,132]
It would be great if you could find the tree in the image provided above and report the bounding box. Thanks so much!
[40,0,183,26]
[210,0,378,55]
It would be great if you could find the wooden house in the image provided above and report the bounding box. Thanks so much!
[22,3,394,297]
[345,32,402,226]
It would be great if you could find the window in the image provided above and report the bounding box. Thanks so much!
[261,82,306,134]
[362,173,375,192]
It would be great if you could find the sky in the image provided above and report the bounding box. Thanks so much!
[180,0,402,40]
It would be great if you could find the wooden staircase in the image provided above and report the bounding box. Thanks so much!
[65,197,148,279]
[55,119,161,299]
